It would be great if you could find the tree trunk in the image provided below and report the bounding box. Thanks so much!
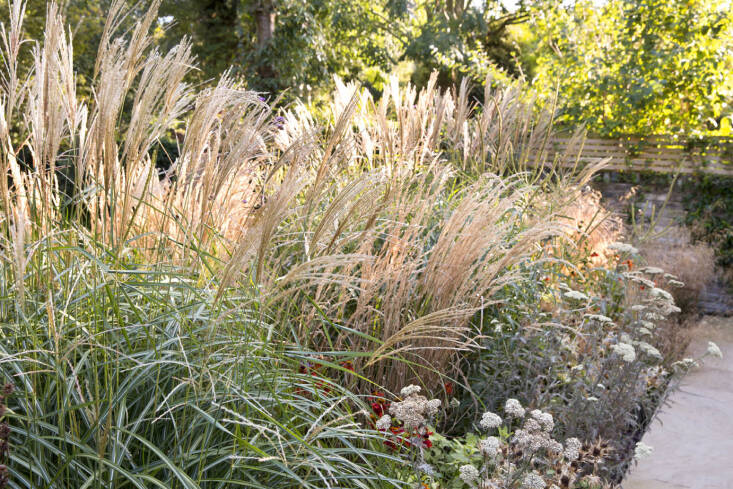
[254,0,275,48]
[253,0,276,80]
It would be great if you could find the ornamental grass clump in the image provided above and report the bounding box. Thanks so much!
[0,0,599,398]
[0,263,401,488]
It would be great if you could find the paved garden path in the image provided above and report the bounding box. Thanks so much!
[623,315,733,489]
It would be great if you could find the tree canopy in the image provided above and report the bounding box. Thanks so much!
[530,0,733,136]
[2,0,731,134]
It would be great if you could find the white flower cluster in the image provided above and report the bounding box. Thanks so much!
[530,409,554,432]
[505,398,526,418]
[608,242,638,254]
[479,436,500,458]
[672,357,699,370]
[640,266,664,275]
[375,414,392,431]
[563,437,582,461]
[522,471,547,489]
[563,290,588,301]
[388,386,441,431]
[638,341,662,359]
[634,441,654,460]
[585,313,614,323]
[611,342,636,362]
[513,409,561,455]
[459,464,479,484]
[458,399,599,489]
[650,287,674,302]
[479,411,503,430]
[400,384,422,397]
[638,327,653,337]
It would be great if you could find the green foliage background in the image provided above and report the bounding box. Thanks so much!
[4,0,731,134]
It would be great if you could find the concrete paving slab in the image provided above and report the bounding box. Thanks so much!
[623,316,733,489]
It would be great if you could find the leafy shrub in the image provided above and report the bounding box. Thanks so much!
[457,241,687,480]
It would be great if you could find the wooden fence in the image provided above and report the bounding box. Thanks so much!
[545,135,733,175]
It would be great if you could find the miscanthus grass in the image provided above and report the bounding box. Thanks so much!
[0,252,400,488]
[0,0,606,486]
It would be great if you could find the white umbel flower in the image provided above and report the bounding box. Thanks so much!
[400,384,421,397]
[608,242,638,254]
[375,414,392,431]
[522,471,547,489]
[585,313,613,323]
[505,398,526,418]
[650,287,674,302]
[459,464,479,484]
[672,357,699,369]
[479,411,502,430]
[611,342,636,362]
[530,409,554,432]
[707,341,723,359]
[641,266,664,275]
[564,290,588,301]
[479,436,500,458]
[634,441,654,460]
[564,437,582,461]
[638,341,662,359]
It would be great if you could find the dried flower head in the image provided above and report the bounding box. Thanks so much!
[585,314,613,323]
[650,287,674,302]
[638,341,662,359]
[563,290,588,301]
[641,266,664,275]
[672,357,699,370]
[388,388,441,431]
[608,242,638,254]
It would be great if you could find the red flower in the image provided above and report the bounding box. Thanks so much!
[372,402,385,417]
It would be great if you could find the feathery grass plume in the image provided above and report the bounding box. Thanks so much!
[217,77,584,392]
